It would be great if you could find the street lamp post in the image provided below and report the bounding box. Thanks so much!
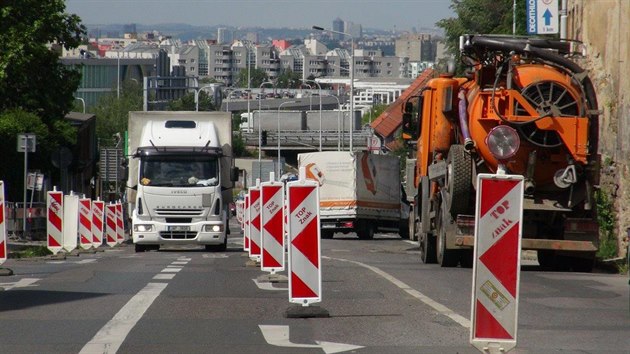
[258,81,274,179]
[328,95,342,150]
[302,79,322,151]
[313,25,354,152]
[195,85,215,111]
[277,100,297,176]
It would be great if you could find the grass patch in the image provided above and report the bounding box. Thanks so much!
[10,246,52,259]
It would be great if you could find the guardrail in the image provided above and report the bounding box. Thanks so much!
[239,130,373,150]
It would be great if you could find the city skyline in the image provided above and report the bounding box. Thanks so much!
[65,0,455,31]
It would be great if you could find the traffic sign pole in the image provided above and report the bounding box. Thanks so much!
[0,181,7,265]
[470,173,524,353]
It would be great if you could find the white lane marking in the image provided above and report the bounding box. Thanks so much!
[202,254,229,259]
[0,278,40,290]
[153,274,176,280]
[80,282,168,354]
[166,265,183,268]
[47,259,97,264]
[259,325,364,354]
[252,279,286,291]
[177,257,191,261]
[161,268,182,273]
[324,256,471,328]
[171,261,188,265]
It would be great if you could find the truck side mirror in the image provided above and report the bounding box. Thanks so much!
[230,167,240,182]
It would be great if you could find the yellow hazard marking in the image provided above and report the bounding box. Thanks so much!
[480,280,510,310]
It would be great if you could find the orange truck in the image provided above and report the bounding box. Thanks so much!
[402,35,600,271]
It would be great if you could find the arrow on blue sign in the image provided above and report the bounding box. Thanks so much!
[543,9,553,26]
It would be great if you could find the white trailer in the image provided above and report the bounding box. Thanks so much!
[127,111,238,252]
[298,151,408,239]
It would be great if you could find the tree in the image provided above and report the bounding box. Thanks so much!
[437,0,526,71]
[275,69,302,89]
[92,80,143,145]
[167,91,215,112]
[235,68,268,88]
[0,0,86,122]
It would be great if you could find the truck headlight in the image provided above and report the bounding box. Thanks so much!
[486,125,520,160]
[204,224,223,232]
[134,224,153,232]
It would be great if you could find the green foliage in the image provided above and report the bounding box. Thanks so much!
[10,245,53,259]
[0,109,74,200]
[362,104,388,125]
[275,69,302,89]
[437,0,527,73]
[168,91,215,112]
[595,189,618,260]
[232,132,252,157]
[235,68,269,88]
[92,80,143,144]
[0,0,86,122]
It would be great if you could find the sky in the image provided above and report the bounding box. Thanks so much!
[65,0,455,31]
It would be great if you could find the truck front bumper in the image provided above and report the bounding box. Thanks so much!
[132,222,225,245]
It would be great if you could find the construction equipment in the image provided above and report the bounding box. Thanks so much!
[402,35,600,271]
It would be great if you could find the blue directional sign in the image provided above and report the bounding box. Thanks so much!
[527,0,559,35]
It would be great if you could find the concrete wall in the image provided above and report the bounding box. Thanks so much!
[569,0,630,257]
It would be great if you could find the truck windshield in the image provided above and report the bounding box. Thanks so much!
[140,156,219,187]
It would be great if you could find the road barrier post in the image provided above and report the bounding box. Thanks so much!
[46,187,63,255]
[62,193,79,253]
[260,172,285,277]
[78,197,92,250]
[91,199,105,249]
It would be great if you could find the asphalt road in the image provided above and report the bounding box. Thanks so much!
[0,217,629,353]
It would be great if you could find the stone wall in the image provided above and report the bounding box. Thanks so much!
[568,0,630,257]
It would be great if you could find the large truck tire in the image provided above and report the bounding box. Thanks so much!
[356,220,374,240]
[436,199,459,267]
[321,230,334,239]
[420,232,437,264]
[408,204,418,241]
[445,145,472,217]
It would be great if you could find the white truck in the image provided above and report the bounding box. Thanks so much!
[127,111,238,252]
[298,151,409,239]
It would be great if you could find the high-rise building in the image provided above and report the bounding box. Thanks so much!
[217,28,233,45]
[332,18,344,40]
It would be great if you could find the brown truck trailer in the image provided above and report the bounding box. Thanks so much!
[402,34,600,271]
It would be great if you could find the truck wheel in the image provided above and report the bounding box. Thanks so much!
[459,250,474,268]
[419,232,436,264]
[357,220,374,240]
[134,244,146,253]
[206,236,228,252]
[445,145,472,217]
[408,205,417,241]
[436,207,459,267]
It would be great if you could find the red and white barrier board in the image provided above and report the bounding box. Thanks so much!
[47,189,64,254]
[62,194,79,252]
[248,187,262,260]
[260,181,285,273]
[115,202,124,244]
[79,198,92,250]
[0,181,7,265]
[287,178,321,305]
[91,200,105,248]
[105,204,117,247]
[243,194,250,252]
[470,174,523,353]
[236,199,244,226]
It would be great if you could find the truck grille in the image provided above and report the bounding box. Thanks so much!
[159,231,198,239]
[155,209,204,217]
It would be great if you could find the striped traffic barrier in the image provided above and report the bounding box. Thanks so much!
[471,174,524,353]
[243,194,250,252]
[105,204,117,247]
[0,181,7,265]
[115,201,124,244]
[78,197,92,250]
[260,173,285,274]
[248,182,262,261]
[91,199,105,248]
[286,169,322,306]
[63,193,79,252]
[46,187,63,254]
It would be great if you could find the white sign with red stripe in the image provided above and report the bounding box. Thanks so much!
[287,178,321,305]
[91,200,105,248]
[78,198,92,250]
[260,180,285,273]
[115,202,124,244]
[105,204,118,247]
[243,194,250,252]
[0,181,7,265]
[470,173,523,352]
[248,186,262,260]
[63,194,79,252]
[236,199,244,226]
[47,189,64,254]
